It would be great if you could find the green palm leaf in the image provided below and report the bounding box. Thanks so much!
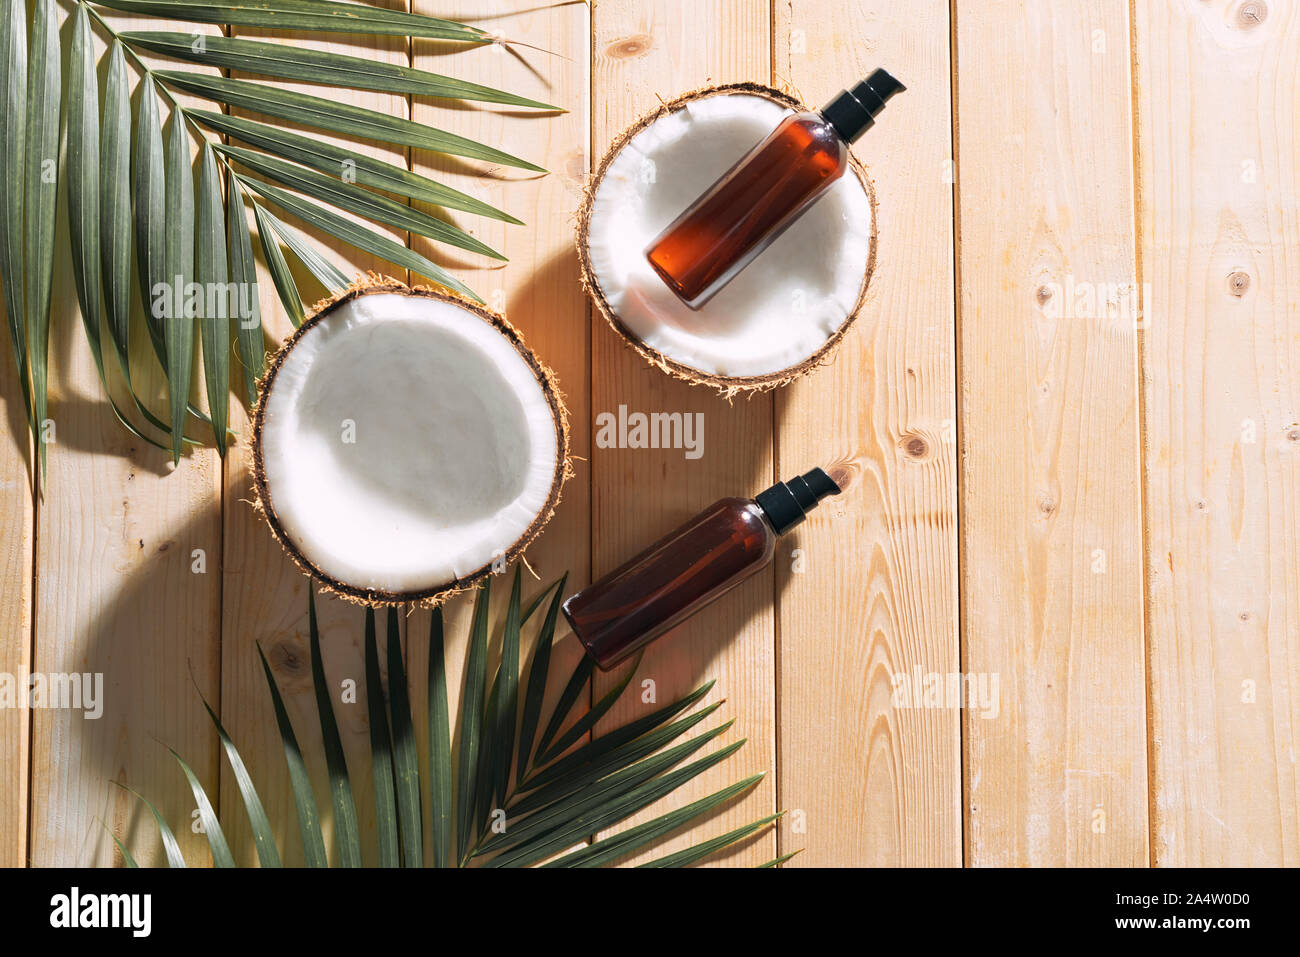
[190,110,520,224]
[516,574,566,789]
[534,654,594,759]
[363,609,399,868]
[226,177,264,407]
[256,643,327,867]
[93,0,492,43]
[638,813,782,868]
[24,0,58,479]
[196,143,229,455]
[133,77,168,370]
[194,684,281,867]
[545,773,764,869]
[4,0,547,467]
[490,569,524,810]
[114,782,186,868]
[307,583,361,867]
[426,607,453,868]
[217,143,505,260]
[170,748,235,868]
[163,110,195,463]
[115,570,787,868]
[155,72,544,172]
[513,701,724,816]
[124,33,557,110]
[488,741,750,868]
[239,176,481,302]
[67,6,169,454]
[0,0,31,433]
[386,608,423,867]
[456,578,491,863]
[100,41,133,380]
[253,204,349,292]
[478,719,734,858]
[249,200,304,327]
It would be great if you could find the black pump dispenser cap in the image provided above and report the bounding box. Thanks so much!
[755,467,842,536]
[820,68,905,143]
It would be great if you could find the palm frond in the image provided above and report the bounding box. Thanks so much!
[93,0,493,42]
[0,0,542,482]
[119,569,787,868]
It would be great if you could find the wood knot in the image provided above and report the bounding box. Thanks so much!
[901,433,929,460]
[1227,271,1251,296]
[1037,495,1056,516]
[270,638,308,679]
[1238,611,1251,623]
[1285,426,1300,443]
[1236,1,1267,27]
[1035,284,1054,306]
[607,34,652,59]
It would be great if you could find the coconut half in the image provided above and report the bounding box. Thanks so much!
[252,279,569,605]
[579,83,877,392]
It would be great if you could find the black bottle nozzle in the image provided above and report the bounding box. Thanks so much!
[754,467,841,536]
[820,67,905,143]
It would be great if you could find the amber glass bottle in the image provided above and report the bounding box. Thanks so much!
[645,69,904,309]
[563,468,841,670]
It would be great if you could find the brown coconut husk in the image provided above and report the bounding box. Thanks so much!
[577,82,879,396]
[250,273,572,608]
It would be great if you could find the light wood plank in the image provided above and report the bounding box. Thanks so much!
[408,0,592,863]
[773,0,960,866]
[219,4,413,865]
[0,325,33,867]
[955,0,1148,866]
[590,0,777,866]
[28,6,223,868]
[1136,0,1300,866]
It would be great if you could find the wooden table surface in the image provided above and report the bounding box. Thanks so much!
[1,0,1297,867]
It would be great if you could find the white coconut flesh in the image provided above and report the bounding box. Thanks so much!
[258,292,560,596]
[586,93,874,379]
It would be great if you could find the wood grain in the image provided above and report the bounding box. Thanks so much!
[26,5,224,868]
[1135,0,1300,867]
[955,0,1149,866]
[0,330,33,867]
[11,0,1300,870]
[589,0,778,866]
[773,0,961,867]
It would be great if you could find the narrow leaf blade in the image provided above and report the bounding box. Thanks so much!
[364,609,399,868]
[386,608,423,867]
[256,643,327,867]
[100,42,133,379]
[170,748,235,868]
[196,144,229,454]
[163,111,195,463]
[241,176,481,302]
[516,574,566,788]
[250,201,304,326]
[225,177,263,406]
[155,72,544,172]
[126,33,557,109]
[307,584,362,867]
[190,110,521,224]
[24,0,59,477]
[455,578,491,863]
[426,607,452,868]
[195,687,281,867]
[94,0,491,42]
